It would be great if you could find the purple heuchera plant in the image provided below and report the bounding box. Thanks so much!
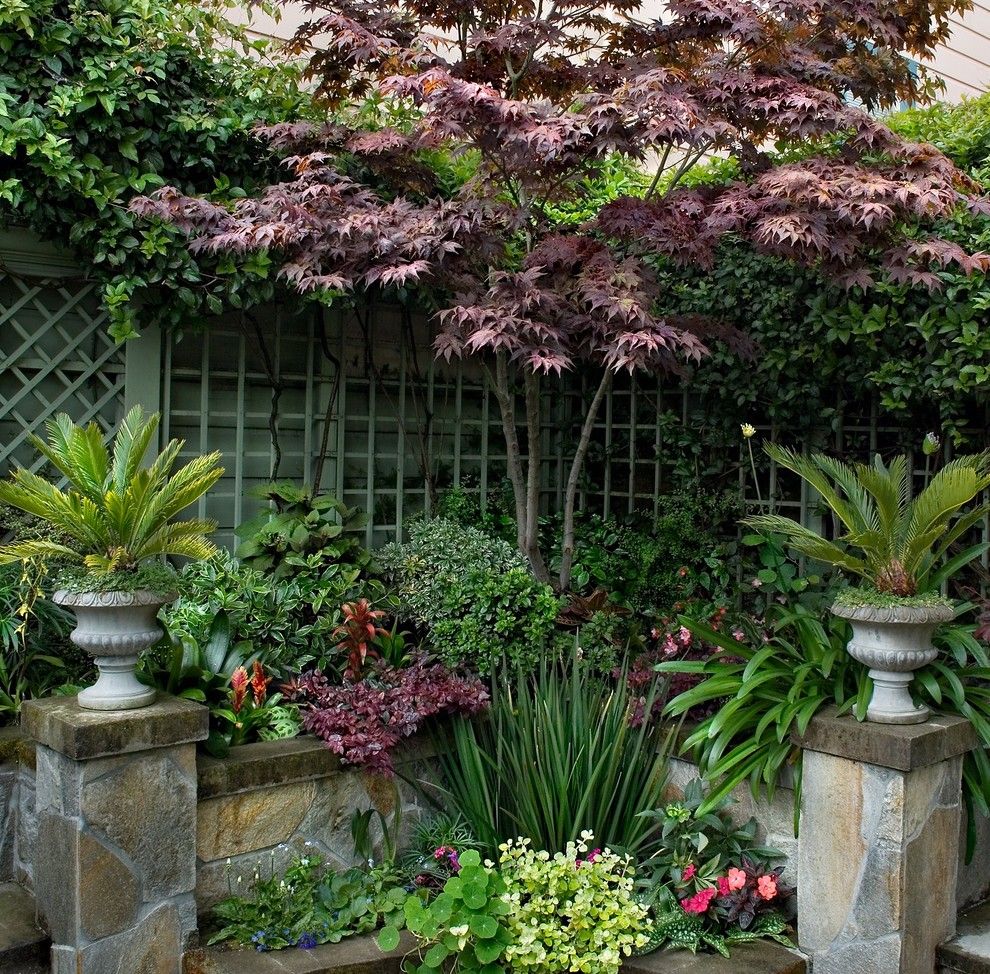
[284,657,489,774]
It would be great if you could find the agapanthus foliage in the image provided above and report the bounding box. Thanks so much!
[139,0,989,587]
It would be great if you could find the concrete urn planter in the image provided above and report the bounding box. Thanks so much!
[52,589,174,711]
[831,600,955,724]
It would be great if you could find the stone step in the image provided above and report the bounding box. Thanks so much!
[184,932,806,974]
[939,902,990,974]
[0,883,48,974]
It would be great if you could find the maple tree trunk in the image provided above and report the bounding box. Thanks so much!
[523,371,550,583]
[489,355,552,583]
[559,371,613,592]
[492,352,529,557]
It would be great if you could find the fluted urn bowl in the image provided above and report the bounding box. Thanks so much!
[52,589,175,711]
[831,599,955,725]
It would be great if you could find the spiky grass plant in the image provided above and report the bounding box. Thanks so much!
[0,407,223,582]
[436,647,676,858]
[744,446,990,598]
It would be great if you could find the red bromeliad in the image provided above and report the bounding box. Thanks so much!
[137,0,989,590]
[250,660,272,707]
[333,598,388,681]
[230,666,249,714]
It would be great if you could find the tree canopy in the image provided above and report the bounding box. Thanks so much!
[138,0,990,586]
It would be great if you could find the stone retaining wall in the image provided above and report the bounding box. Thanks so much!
[0,726,35,888]
[194,736,435,912]
[3,723,990,911]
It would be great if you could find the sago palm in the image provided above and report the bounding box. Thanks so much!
[743,445,990,597]
[0,407,223,576]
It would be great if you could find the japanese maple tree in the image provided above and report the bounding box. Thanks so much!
[136,0,990,589]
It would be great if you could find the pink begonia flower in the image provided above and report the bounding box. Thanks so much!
[727,867,747,891]
[680,887,717,914]
[717,876,731,896]
[682,863,696,880]
[757,875,778,901]
[678,626,692,646]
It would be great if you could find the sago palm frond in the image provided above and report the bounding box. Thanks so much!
[0,540,83,565]
[110,407,160,495]
[134,521,220,562]
[763,445,870,536]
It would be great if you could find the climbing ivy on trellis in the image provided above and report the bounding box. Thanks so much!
[0,0,314,341]
[648,95,990,449]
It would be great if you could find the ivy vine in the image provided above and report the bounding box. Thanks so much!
[0,0,314,341]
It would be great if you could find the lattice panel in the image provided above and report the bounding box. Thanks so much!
[0,274,126,476]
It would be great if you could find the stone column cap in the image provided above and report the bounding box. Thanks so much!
[793,706,977,771]
[21,694,208,760]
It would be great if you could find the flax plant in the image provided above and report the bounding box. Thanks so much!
[437,647,677,858]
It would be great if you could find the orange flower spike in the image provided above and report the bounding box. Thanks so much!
[230,666,249,714]
[250,660,271,707]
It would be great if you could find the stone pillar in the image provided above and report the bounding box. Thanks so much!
[794,708,977,974]
[21,695,208,974]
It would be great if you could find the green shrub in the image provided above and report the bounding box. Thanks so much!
[235,483,374,581]
[162,551,366,674]
[378,518,561,673]
[546,492,738,614]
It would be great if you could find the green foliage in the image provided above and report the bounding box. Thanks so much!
[661,604,869,823]
[164,517,378,675]
[0,562,79,722]
[0,407,222,584]
[636,779,784,897]
[740,532,832,614]
[885,93,990,187]
[235,483,374,581]
[644,907,792,958]
[138,611,299,755]
[0,0,312,340]
[351,782,403,867]
[438,650,675,857]
[380,849,513,974]
[209,854,408,951]
[498,836,648,973]
[379,518,561,674]
[648,97,990,452]
[744,447,990,596]
[662,601,990,856]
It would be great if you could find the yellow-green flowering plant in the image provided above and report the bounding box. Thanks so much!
[498,833,648,973]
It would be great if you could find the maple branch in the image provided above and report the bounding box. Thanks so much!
[559,369,612,592]
[313,303,343,495]
[246,308,284,482]
[645,143,674,200]
[491,351,529,556]
[524,369,550,582]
